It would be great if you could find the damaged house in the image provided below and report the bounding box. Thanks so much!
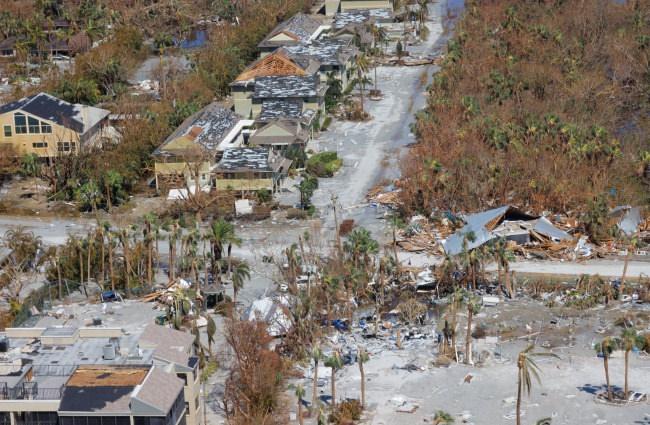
[443,205,572,256]
[257,13,324,57]
[213,147,292,193]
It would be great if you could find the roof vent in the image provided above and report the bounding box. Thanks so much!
[103,344,116,360]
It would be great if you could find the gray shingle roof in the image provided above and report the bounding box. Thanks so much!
[258,99,304,122]
[154,102,240,155]
[258,13,322,48]
[216,147,274,172]
[254,75,319,99]
[0,92,109,133]
[333,8,393,29]
[282,39,354,67]
[133,367,184,415]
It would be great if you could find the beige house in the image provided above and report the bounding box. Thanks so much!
[0,92,110,158]
[250,118,313,152]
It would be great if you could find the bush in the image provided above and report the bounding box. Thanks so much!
[306,152,342,177]
[329,399,362,425]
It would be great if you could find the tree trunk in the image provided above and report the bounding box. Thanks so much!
[465,305,473,365]
[516,371,522,425]
[101,233,105,286]
[360,362,365,408]
[331,369,336,408]
[298,399,303,425]
[312,360,319,407]
[620,248,631,297]
[123,238,131,298]
[505,267,512,298]
[56,256,62,299]
[604,356,612,401]
[624,349,629,398]
[87,240,92,291]
[78,247,88,297]
[109,240,115,292]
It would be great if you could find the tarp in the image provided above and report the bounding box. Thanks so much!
[616,206,642,236]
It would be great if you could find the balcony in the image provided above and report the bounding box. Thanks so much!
[0,382,63,401]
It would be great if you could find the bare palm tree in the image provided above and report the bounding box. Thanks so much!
[358,346,369,407]
[463,292,481,365]
[516,345,558,425]
[595,337,618,401]
[620,328,643,399]
[325,352,343,409]
[311,345,323,408]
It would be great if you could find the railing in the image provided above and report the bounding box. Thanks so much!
[0,383,63,401]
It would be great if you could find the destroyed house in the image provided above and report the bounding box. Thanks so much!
[443,206,572,256]
[230,49,320,118]
[152,103,252,192]
[0,92,110,158]
[0,324,202,425]
[213,147,291,193]
[257,13,323,57]
[340,1,394,12]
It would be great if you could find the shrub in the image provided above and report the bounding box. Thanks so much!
[329,399,363,425]
[306,152,342,177]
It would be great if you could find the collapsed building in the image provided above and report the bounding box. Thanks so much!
[442,205,572,256]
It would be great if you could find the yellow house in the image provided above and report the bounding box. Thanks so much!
[153,103,252,193]
[213,147,292,193]
[0,92,110,158]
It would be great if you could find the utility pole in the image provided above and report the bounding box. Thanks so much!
[331,193,342,256]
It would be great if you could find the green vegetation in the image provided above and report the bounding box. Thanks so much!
[306,152,343,177]
[402,0,650,214]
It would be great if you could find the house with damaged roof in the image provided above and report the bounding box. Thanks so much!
[0,92,112,159]
[152,102,253,192]
[257,13,325,57]
[213,147,292,193]
[325,0,394,15]
[442,205,573,256]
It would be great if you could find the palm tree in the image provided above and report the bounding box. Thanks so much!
[325,352,344,409]
[594,337,618,401]
[205,219,241,280]
[231,260,250,307]
[463,292,481,365]
[620,328,643,399]
[311,345,323,408]
[493,237,514,297]
[293,384,306,425]
[358,346,369,408]
[119,228,132,297]
[620,234,638,296]
[516,345,558,425]
[206,314,216,355]
[351,53,370,113]
[433,410,454,424]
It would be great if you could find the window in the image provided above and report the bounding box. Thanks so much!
[57,142,76,152]
[14,113,27,134]
[32,142,48,148]
[176,373,187,385]
[3,125,11,137]
[28,116,40,133]
[41,123,52,133]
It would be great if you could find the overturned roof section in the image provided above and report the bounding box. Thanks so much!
[443,206,571,256]
[154,103,240,156]
[611,206,643,236]
[0,92,109,134]
[254,75,320,99]
[258,13,322,49]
